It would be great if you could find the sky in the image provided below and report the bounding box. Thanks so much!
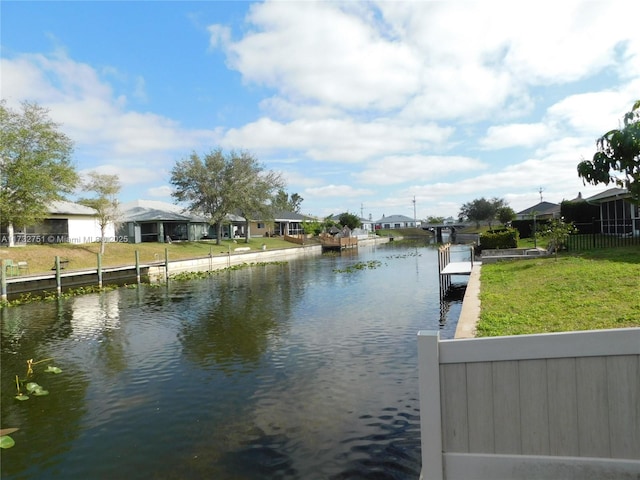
[2,1,639,222]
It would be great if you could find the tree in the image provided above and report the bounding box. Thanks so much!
[0,101,78,246]
[459,197,507,228]
[338,212,361,230]
[578,100,640,204]
[426,216,445,224]
[459,198,492,228]
[78,172,121,254]
[496,206,516,226]
[170,149,284,245]
[228,152,285,243]
[272,189,304,213]
[541,217,577,260]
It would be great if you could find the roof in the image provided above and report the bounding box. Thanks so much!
[49,200,98,216]
[584,188,630,203]
[120,200,206,222]
[120,199,249,223]
[272,210,312,221]
[517,202,560,216]
[374,214,416,223]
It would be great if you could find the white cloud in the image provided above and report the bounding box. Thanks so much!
[305,184,373,198]
[147,185,174,198]
[356,155,487,185]
[221,116,454,162]
[480,123,552,150]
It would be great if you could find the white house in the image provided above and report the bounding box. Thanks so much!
[374,214,417,230]
[0,200,115,245]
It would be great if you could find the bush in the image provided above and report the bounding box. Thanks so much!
[479,228,519,250]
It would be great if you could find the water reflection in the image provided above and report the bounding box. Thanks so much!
[1,242,464,479]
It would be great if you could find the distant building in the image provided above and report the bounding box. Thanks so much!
[515,201,560,220]
[374,214,417,229]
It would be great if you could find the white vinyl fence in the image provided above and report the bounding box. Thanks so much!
[418,328,640,480]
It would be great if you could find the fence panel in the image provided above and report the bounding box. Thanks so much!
[567,233,640,250]
[418,328,640,480]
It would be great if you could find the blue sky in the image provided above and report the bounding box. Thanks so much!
[2,1,639,221]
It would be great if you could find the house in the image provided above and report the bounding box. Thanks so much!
[374,214,417,230]
[583,188,639,236]
[0,200,115,245]
[326,213,375,233]
[250,210,312,237]
[359,216,375,232]
[118,200,246,243]
[515,201,560,220]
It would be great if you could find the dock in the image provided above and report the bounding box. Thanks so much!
[437,244,474,300]
[440,261,473,275]
[319,236,358,251]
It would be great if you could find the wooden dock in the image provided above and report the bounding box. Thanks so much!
[320,236,358,251]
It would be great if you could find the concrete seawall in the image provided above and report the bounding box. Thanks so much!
[454,262,481,338]
[3,236,391,300]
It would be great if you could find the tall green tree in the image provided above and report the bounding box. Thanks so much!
[496,206,516,226]
[171,150,233,245]
[228,152,285,243]
[578,100,640,204]
[459,197,507,229]
[170,149,284,245]
[78,172,121,254]
[272,189,304,213]
[338,212,361,230]
[0,101,78,246]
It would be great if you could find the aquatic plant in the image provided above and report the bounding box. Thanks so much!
[333,260,382,273]
[13,358,62,401]
[0,428,19,449]
[169,261,288,281]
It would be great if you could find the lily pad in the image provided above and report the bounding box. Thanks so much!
[44,366,62,374]
[15,394,29,401]
[32,388,49,396]
[0,428,18,436]
[26,382,41,393]
[0,436,16,449]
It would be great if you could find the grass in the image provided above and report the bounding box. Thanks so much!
[0,237,300,275]
[477,246,640,336]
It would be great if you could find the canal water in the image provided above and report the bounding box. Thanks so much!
[1,240,468,479]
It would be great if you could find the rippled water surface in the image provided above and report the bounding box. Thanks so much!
[1,242,467,479]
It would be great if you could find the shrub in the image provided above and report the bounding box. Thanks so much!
[479,228,519,250]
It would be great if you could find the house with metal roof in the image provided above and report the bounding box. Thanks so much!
[118,200,246,243]
[0,200,115,245]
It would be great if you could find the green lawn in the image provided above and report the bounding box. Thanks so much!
[477,246,640,336]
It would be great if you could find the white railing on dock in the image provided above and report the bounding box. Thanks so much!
[437,244,473,300]
[417,328,640,480]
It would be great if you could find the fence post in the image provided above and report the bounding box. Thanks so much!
[1,260,7,302]
[164,248,169,282]
[97,253,102,288]
[135,250,141,284]
[418,331,444,480]
[54,256,61,296]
